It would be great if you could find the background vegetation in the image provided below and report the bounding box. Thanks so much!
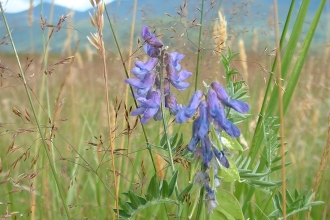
[0,0,329,219]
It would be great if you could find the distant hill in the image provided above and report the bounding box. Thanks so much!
[0,0,326,53]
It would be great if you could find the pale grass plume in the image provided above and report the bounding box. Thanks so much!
[252,29,258,53]
[238,39,248,79]
[213,10,227,53]
[87,0,105,55]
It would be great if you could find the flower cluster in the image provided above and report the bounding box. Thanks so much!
[125,26,192,124]
[167,81,249,211]
[125,26,250,213]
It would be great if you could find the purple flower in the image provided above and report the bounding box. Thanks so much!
[198,101,210,138]
[141,26,163,57]
[169,52,185,71]
[144,44,161,58]
[141,26,163,48]
[125,71,156,96]
[187,118,201,152]
[131,90,161,124]
[204,184,217,212]
[211,81,250,113]
[131,58,158,80]
[165,53,192,90]
[207,89,240,138]
[201,136,213,168]
[165,93,182,115]
[176,90,203,123]
[213,147,229,168]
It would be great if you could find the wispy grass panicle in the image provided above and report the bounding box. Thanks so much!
[213,10,227,53]
[87,0,119,216]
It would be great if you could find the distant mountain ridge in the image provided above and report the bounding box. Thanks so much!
[0,0,325,53]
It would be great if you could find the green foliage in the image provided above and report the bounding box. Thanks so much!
[212,189,244,220]
[116,174,182,219]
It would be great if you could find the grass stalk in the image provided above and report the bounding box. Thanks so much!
[104,6,157,173]
[0,2,71,219]
[273,0,286,218]
[306,114,330,219]
[118,0,138,194]
[96,8,119,219]
[194,0,205,92]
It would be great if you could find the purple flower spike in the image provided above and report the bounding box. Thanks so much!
[125,71,156,96]
[211,81,250,113]
[141,26,163,57]
[208,89,240,138]
[131,90,161,124]
[170,52,185,71]
[141,26,163,48]
[131,58,158,80]
[165,53,192,90]
[176,90,203,123]
[198,101,210,138]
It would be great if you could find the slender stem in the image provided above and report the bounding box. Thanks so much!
[195,187,205,220]
[194,0,205,91]
[0,3,71,219]
[104,6,157,173]
[273,0,286,218]
[159,49,179,198]
[95,3,119,216]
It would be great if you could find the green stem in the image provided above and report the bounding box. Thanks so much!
[0,3,71,219]
[159,49,180,199]
[104,7,157,173]
[248,0,296,165]
[194,0,205,91]
[195,187,205,220]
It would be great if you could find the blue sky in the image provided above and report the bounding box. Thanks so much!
[2,0,114,13]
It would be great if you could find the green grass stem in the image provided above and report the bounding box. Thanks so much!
[0,2,71,219]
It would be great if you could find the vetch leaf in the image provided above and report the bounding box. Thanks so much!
[118,197,132,214]
[161,180,169,198]
[218,157,240,182]
[221,132,244,152]
[216,188,244,220]
[128,191,141,208]
[147,174,160,199]
[168,170,178,197]
[178,183,193,202]
[212,210,230,220]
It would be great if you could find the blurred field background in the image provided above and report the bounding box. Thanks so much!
[0,0,329,219]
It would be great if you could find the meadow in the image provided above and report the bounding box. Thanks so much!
[0,0,329,219]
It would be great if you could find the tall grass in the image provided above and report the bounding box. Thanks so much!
[0,0,329,219]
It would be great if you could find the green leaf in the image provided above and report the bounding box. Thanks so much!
[212,210,231,220]
[216,188,244,220]
[128,191,141,208]
[168,170,178,197]
[119,197,132,214]
[114,209,131,218]
[218,157,240,182]
[161,180,169,198]
[221,132,244,152]
[178,183,193,202]
[147,174,160,200]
